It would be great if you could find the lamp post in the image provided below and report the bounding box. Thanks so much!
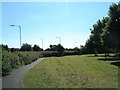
[40,38,43,50]
[74,42,77,48]
[56,37,61,44]
[10,25,21,48]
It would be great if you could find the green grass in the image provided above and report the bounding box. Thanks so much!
[23,54,119,88]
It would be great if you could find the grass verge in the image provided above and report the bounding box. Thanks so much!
[23,54,119,88]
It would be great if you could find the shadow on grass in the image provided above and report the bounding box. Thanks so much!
[98,58,120,61]
[87,54,120,67]
[87,55,105,57]
[88,54,119,58]
[98,57,120,67]
[111,62,120,66]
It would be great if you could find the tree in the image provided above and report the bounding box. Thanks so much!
[49,45,57,51]
[56,44,64,56]
[84,17,109,54]
[101,2,120,53]
[84,37,95,54]
[83,2,120,55]
[0,44,9,51]
[33,45,41,51]
[20,43,32,51]
[74,47,81,55]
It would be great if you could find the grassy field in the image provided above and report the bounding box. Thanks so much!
[23,54,119,88]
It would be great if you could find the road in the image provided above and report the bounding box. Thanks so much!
[2,58,44,88]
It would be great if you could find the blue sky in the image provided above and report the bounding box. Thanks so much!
[2,2,116,49]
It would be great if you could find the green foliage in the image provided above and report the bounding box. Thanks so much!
[84,2,120,54]
[102,2,120,52]
[74,47,81,55]
[41,51,80,57]
[56,44,64,56]
[41,51,58,57]
[49,45,57,51]
[63,51,76,56]
[85,17,109,54]
[0,44,9,51]
[2,51,41,76]
[16,52,41,65]
[20,43,32,51]
[47,44,65,56]
[33,45,42,51]
[2,51,20,76]
[2,50,80,76]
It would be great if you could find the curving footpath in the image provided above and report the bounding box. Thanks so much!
[2,58,44,88]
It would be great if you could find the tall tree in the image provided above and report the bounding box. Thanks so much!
[84,18,108,54]
[102,2,120,53]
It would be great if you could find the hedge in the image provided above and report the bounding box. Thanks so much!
[2,51,41,76]
[2,51,20,76]
[41,51,58,57]
[41,51,79,57]
[16,52,41,65]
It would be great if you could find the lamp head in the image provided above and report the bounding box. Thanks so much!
[10,25,15,26]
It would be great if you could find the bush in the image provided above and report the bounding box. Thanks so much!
[16,52,41,65]
[63,51,76,56]
[2,51,20,76]
[41,51,58,57]
[41,51,81,57]
[2,51,42,76]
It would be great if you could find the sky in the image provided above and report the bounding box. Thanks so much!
[2,2,117,49]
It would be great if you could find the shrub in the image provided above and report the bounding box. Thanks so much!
[63,51,76,56]
[41,51,58,57]
[2,51,42,76]
[2,51,20,76]
[16,52,41,65]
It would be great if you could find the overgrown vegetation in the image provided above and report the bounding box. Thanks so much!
[23,54,119,88]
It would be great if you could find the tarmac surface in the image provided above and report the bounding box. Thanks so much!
[2,58,44,88]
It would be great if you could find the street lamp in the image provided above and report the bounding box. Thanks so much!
[56,37,61,44]
[74,42,77,48]
[10,25,21,48]
[40,38,43,50]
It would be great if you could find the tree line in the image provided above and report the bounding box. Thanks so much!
[0,44,43,51]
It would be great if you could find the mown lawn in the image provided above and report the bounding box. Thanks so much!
[23,54,119,88]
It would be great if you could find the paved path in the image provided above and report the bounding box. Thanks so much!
[2,58,44,88]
